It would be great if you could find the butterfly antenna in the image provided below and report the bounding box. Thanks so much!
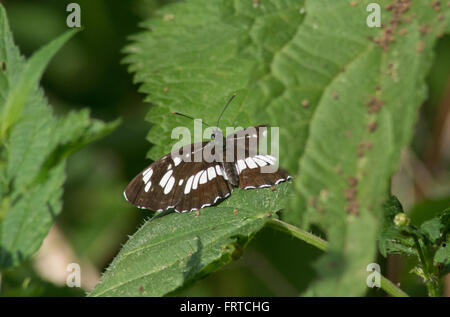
[216,93,237,128]
[172,112,211,127]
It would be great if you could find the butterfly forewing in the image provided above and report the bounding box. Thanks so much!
[124,141,233,212]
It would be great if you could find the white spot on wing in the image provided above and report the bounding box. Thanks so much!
[245,157,258,169]
[199,170,207,184]
[159,170,173,187]
[184,175,194,194]
[253,157,267,167]
[256,155,275,165]
[178,179,184,186]
[236,160,247,174]
[143,168,153,183]
[142,167,152,176]
[173,156,182,166]
[192,170,202,190]
[164,177,175,194]
[265,155,277,164]
[145,181,152,192]
[215,165,223,176]
[207,167,216,180]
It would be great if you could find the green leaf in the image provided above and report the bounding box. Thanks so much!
[122,0,449,296]
[123,0,306,171]
[0,22,77,142]
[0,5,119,269]
[434,242,449,266]
[89,183,289,296]
[282,1,449,296]
[379,197,415,257]
[420,218,443,243]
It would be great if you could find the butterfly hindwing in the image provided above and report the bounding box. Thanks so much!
[225,125,292,189]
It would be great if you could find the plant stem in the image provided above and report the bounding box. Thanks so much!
[266,218,327,252]
[412,236,439,297]
[266,218,409,297]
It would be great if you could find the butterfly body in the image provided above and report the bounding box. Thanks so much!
[124,125,291,213]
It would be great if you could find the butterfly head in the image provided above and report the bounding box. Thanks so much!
[211,128,223,141]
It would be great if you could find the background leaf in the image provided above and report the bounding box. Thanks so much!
[0,5,119,269]
[283,0,449,295]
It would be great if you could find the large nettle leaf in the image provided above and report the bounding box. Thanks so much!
[286,0,449,296]
[92,0,449,296]
[0,6,118,269]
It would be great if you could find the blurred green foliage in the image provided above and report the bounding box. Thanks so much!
[0,0,449,297]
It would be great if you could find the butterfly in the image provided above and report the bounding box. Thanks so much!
[124,95,292,213]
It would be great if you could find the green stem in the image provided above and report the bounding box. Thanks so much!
[266,218,327,252]
[412,236,439,297]
[266,218,409,297]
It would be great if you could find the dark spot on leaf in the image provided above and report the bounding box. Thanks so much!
[344,187,357,201]
[233,208,238,215]
[376,0,412,50]
[320,189,328,199]
[358,141,372,157]
[301,99,309,108]
[331,91,338,99]
[346,201,360,216]
[367,96,384,114]
[138,286,144,292]
[345,130,352,138]
[1,61,5,71]
[308,197,317,208]
[398,28,408,36]
[418,24,430,36]
[431,0,441,11]
[347,177,358,187]
[345,176,359,210]
[417,41,425,53]
[368,121,378,132]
